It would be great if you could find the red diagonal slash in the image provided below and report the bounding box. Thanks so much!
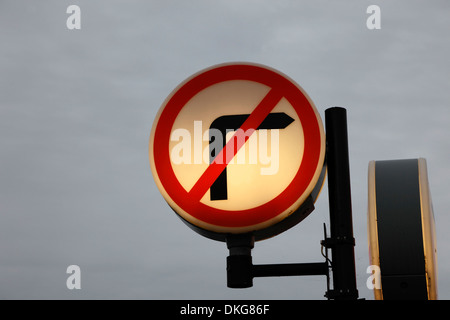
[188,88,284,201]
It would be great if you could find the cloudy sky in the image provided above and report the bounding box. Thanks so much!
[1,0,449,299]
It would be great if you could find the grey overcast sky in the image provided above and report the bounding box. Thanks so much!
[1,0,449,299]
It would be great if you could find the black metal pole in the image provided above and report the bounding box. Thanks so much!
[324,107,358,300]
[226,234,254,288]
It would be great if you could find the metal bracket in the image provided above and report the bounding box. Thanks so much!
[226,234,329,289]
[321,236,355,248]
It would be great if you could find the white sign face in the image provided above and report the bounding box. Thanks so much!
[170,80,304,211]
[149,63,325,238]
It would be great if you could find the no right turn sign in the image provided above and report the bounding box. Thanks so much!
[149,63,326,240]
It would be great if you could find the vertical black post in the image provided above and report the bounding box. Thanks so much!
[226,234,254,288]
[325,107,358,300]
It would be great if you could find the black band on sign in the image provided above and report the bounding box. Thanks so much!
[374,159,427,300]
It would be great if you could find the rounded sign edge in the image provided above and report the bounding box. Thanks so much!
[418,158,438,300]
[367,160,383,300]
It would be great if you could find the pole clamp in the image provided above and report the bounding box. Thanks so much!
[321,236,355,248]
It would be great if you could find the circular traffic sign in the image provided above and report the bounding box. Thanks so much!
[149,62,326,241]
[368,158,438,300]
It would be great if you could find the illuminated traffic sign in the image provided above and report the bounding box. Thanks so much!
[149,63,326,240]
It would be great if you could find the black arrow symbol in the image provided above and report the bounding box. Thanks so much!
[208,112,294,201]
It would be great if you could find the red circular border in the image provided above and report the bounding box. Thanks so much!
[153,64,323,228]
